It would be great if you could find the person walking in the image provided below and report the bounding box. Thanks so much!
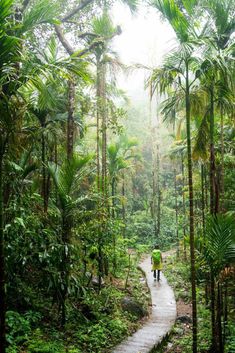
[151,245,163,281]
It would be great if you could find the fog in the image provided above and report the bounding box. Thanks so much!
[111,3,176,100]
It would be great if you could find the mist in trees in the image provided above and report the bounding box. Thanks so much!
[0,0,234,353]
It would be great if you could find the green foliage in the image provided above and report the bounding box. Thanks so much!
[151,0,191,42]
[199,214,235,276]
[1,0,235,352]
[92,13,116,38]
[20,0,60,34]
[225,323,235,353]
[6,311,42,351]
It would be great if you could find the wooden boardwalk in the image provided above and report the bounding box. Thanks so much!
[112,256,176,353]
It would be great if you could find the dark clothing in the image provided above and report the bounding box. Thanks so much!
[153,269,161,281]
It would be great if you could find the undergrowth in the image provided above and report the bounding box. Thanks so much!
[6,252,150,353]
[153,251,234,353]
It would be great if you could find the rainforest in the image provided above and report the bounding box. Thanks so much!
[0,0,234,353]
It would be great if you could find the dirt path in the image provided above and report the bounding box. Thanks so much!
[112,255,176,353]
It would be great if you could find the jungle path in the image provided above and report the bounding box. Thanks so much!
[112,254,176,353]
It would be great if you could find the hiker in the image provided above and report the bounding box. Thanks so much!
[151,245,163,281]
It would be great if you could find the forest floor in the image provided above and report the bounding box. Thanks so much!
[157,251,212,353]
[112,253,177,353]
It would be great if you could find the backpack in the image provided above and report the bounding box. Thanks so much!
[152,249,161,264]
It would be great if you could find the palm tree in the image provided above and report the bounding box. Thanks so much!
[48,153,91,325]
[0,1,21,346]
[92,13,122,199]
[198,0,235,214]
[199,215,235,352]
[0,1,63,349]
[25,75,67,212]
[149,1,201,351]
[107,135,138,271]
[108,135,138,215]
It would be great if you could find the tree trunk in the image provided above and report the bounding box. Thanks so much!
[209,87,216,215]
[174,168,179,256]
[111,178,117,273]
[0,152,6,353]
[149,99,158,238]
[201,163,205,239]
[100,62,108,203]
[181,154,187,260]
[41,129,47,213]
[111,178,115,219]
[67,79,75,160]
[223,280,228,344]
[156,141,161,237]
[185,60,197,353]
[96,57,101,193]
[96,55,107,288]
[205,165,209,211]
[220,109,225,211]
[217,282,223,353]
[210,272,216,352]
[157,187,161,238]
[61,215,71,326]
[152,165,157,237]
[122,171,126,237]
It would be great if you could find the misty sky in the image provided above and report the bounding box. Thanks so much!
[111,3,176,99]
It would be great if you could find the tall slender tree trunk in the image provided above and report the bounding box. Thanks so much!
[174,168,179,256]
[0,152,6,353]
[210,272,216,351]
[61,215,71,326]
[157,186,161,237]
[201,163,205,238]
[223,280,228,343]
[220,109,225,212]
[100,62,108,203]
[96,56,101,194]
[181,154,187,260]
[217,282,223,353]
[96,55,107,289]
[149,98,158,238]
[96,58,103,289]
[111,178,117,272]
[151,132,158,238]
[209,87,216,215]
[111,178,115,219]
[185,61,197,353]
[122,171,126,236]
[205,165,209,211]
[59,79,75,324]
[156,140,161,237]
[67,79,75,160]
[54,140,58,205]
[41,129,47,213]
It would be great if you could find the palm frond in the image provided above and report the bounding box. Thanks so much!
[0,0,20,69]
[120,0,138,12]
[192,110,210,160]
[0,0,13,22]
[202,215,235,276]
[20,0,60,34]
[92,13,116,38]
[181,0,198,15]
[151,0,190,42]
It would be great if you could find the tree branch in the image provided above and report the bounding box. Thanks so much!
[54,25,75,56]
[61,0,94,22]
[55,24,104,58]
[55,23,121,59]
[77,32,100,39]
